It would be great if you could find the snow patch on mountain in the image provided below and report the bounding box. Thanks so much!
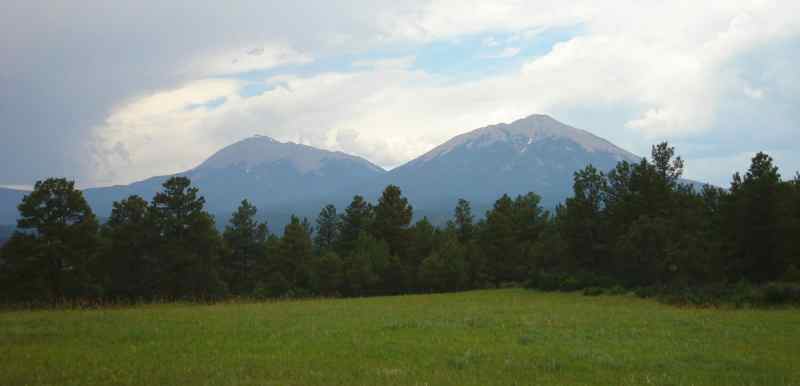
[412,114,638,165]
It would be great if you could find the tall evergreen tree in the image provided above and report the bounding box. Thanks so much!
[406,217,437,287]
[102,195,158,299]
[372,185,413,257]
[279,215,313,290]
[481,194,517,284]
[561,165,608,272]
[453,198,475,243]
[13,178,100,301]
[725,152,784,282]
[222,199,268,295]
[150,176,226,299]
[651,142,684,187]
[314,204,340,254]
[337,195,373,256]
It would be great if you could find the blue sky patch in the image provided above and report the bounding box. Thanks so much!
[222,24,585,87]
[186,96,227,111]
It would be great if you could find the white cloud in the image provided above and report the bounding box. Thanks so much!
[46,0,800,187]
[744,86,765,100]
[483,37,500,47]
[191,44,313,76]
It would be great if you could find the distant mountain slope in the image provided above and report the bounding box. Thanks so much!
[360,114,641,218]
[82,135,386,221]
[0,224,14,245]
[0,115,709,230]
[0,188,27,226]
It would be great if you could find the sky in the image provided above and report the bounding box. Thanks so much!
[1,1,799,189]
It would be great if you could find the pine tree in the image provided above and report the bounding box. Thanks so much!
[561,165,608,272]
[337,195,373,256]
[222,199,268,295]
[372,185,413,257]
[419,234,468,292]
[310,251,344,296]
[314,204,340,254]
[453,198,475,243]
[651,142,684,187]
[481,194,517,284]
[14,178,100,301]
[279,215,313,290]
[341,232,387,296]
[102,195,158,299]
[405,217,437,288]
[725,152,784,282]
[150,176,226,299]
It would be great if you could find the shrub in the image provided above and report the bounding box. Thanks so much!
[782,265,800,283]
[730,281,760,308]
[608,285,627,295]
[582,287,604,296]
[763,282,800,305]
[559,276,581,292]
[525,271,562,291]
[635,286,657,299]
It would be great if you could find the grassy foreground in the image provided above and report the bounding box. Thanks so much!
[1,289,798,386]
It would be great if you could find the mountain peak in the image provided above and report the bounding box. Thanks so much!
[195,135,384,174]
[412,114,637,165]
[250,134,279,143]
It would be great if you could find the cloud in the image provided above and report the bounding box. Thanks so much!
[191,44,312,77]
[483,37,500,47]
[483,47,521,59]
[3,1,800,188]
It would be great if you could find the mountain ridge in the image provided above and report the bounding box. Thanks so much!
[409,114,637,167]
[0,114,703,230]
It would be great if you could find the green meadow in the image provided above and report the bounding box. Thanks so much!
[1,289,798,386]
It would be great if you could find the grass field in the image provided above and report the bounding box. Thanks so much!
[1,289,799,386]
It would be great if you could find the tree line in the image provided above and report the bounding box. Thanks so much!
[1,142,799,305]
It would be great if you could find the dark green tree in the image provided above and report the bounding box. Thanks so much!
[222,199,268,295]
[101,195,158,299]
[14,178,100,301]
[724,152,784,282]
[151,176,226,299]
[480,194,517,284]
[560,165,608,272]
[419,234,468,292]
[0,232,42,302]
[372,185,413,257]
[301,217,314,239]
[314,204,340,254]
[651,142,684,187]
[310,251,344,296]
[337,195,374,256]
[453,198,475,243]
[279,215,314,290]
[405,217,437,289]
[341,232,388,296]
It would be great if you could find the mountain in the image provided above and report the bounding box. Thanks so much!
[0,224,13,246]
[363,114,641,220]
[0,114,696,230]
[0,188,27,226]
[81,135,385,227]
